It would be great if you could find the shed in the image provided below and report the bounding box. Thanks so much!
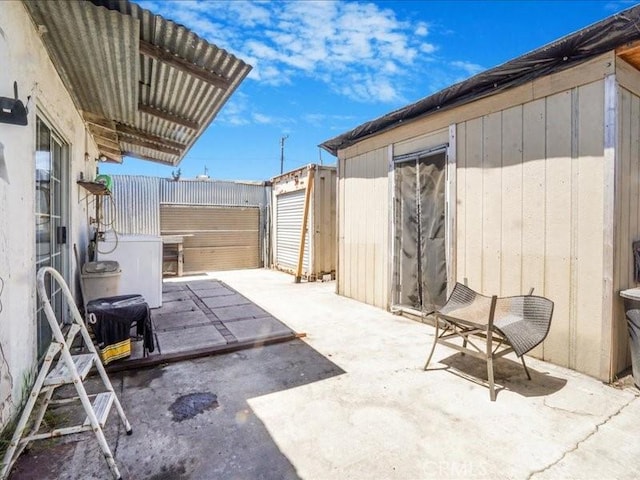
[320,6,640,382]
[271,164,337,281]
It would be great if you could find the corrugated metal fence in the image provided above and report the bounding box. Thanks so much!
[161,179,269,206]
[103,175,272,264]
[107,175,161,235]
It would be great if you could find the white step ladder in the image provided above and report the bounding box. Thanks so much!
[1,267,132,480]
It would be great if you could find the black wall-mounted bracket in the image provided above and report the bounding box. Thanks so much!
[0,81,29,126]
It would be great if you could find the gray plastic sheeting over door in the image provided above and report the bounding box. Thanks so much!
[393,150,447,312]
[275,190,310,271]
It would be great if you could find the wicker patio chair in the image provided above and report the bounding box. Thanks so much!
[423,282,554,401]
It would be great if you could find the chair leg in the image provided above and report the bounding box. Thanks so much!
[486,296,497,401]
[487,354,496,401]
[520,355,532,380]
[461,337,468,356]
[424,317,440,370]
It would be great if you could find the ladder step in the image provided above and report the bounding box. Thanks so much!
[43,354,95,386]
[83,392,115,428]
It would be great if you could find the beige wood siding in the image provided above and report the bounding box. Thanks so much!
[312,166,337,276]
[336,57,622,381]
[342,53,614,160]
[338,149,389,308]
[613,83,640,376]
[160,205,260,273]
[456,80,607,379]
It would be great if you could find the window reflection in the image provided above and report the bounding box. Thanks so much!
[36,118,52,260]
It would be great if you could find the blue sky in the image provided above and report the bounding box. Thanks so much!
[100,0,638,181]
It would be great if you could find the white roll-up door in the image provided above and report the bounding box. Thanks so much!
[160,205,260,273]
[275,190,309,271]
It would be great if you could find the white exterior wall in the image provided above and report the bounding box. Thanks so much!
[338,53,617,380]
[0,2,98,428]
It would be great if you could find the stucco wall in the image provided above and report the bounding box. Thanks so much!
[0,2,98,428]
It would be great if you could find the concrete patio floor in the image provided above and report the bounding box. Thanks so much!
[9,269,640,479]
[111,278,297,370]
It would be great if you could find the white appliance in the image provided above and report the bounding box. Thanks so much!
[98,233,163,308]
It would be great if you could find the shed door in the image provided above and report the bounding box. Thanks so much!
[160,205,260,273]
[393,150,447,312]
[275,190,310,272]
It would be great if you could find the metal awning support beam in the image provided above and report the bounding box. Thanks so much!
[94,143,123,162]
[121,135,183,156]
[94,137,121,152]
[88,125,119,142]
[123,150,176,165]
[138,104,200,130]
[82,111,116,129]
[95,144,123,162]
[139,40,230,90]
[116,123,187,151]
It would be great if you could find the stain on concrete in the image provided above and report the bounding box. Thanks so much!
[169,392,218,422]
[147,459,189,480]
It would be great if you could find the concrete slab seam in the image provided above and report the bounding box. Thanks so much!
[185,284,238,343]
[527,396,640,479]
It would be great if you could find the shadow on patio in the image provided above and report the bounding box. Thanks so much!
[9,339,344,479]
[433,353,568,399]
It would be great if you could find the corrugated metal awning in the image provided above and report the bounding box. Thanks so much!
[24,0,252,166]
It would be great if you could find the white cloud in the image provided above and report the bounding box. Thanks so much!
[415,22,429,36]
[138,1,487,105]
[420,43,437,54]
[451,60,485,77]
[217,93,293,126]
[216,94,251,126]
[252,113,273,124]
[302,113,357,127]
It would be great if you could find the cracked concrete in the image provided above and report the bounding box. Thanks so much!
[531,395,640,479]
[529,396,639,478]
[7,269,640,479]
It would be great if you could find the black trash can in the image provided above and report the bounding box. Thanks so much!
[86,294,154,364]
[620,288,640,388]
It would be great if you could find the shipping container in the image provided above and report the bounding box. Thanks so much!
[271,164,336,281]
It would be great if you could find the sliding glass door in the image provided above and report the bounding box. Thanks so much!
[35,116,69,358]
